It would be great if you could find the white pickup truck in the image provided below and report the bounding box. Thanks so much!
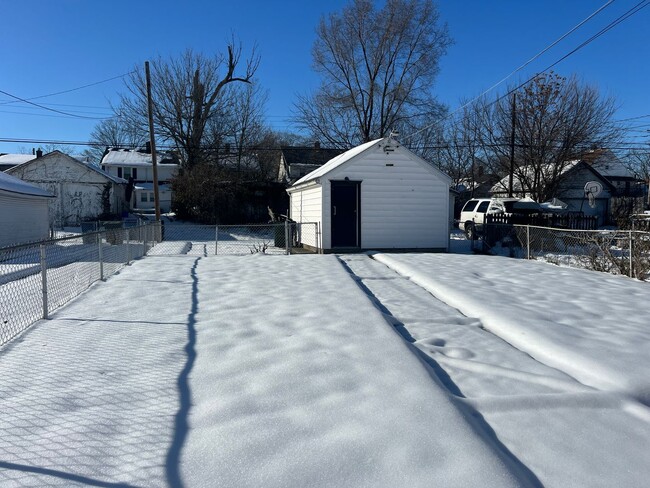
[459,198,520,239]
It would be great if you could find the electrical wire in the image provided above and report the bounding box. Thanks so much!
[403,0,650,144]
[0,71,134,107]
[0,88,114,120]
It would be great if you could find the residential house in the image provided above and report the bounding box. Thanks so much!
[490,161,616,226]
[100,147,179,213]
[287,134,451,252]
[0,153,36,172]
[0,170,54,247]
[7,151,127,227]
[278,143,344,184]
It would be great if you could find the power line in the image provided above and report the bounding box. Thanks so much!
[1,137,648,152]
[0,71,134,107]
[0,88,114,120]
[404,0,650,144]
[468,0,614,106]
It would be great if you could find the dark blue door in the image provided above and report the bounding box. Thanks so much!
[331,181,360,248]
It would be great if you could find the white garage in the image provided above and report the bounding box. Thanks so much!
[0,171,54,248]
[287,135,451,252]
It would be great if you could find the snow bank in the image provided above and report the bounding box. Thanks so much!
[372,253,650,404]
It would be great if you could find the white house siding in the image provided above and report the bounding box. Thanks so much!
[289,184,322,249]
[321,146,449,250]
[0,192,50,247]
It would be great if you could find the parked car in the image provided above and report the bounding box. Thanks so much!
[459,198,520,239]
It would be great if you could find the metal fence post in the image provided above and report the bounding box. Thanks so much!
[126,228,131,264]
[526,225,531,260]
[215,225,219,255]
[285,220,290,255]
[98,232,104,280]
[629,230,634,278]
[143,225,147,256]
[40,244,48,319]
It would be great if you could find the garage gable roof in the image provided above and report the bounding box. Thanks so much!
[0,171,54,198]
[292,138,382,186]
[291,136,451,188]
[8,151,127,184]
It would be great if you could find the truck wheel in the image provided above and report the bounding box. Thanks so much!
[465,222,475,240]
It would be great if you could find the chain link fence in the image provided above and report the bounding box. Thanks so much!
[151,222,320,256]
[0,224,157,347]
[1,221,319,346]
[480,223,650,280]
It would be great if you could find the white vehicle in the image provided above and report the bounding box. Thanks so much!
[459,198,520,239]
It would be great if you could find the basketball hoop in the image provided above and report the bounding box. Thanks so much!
[584,181,602,209]
[588,192,596,209]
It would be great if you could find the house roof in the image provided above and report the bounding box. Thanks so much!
[8,150,127,185]
[0,153,36,166]
[575,149,635,179]
[0,171,54,198]
[280,146,344,167]
[291,137,452,188]
[101,148,179,167]
[490,160,616,195]
[292,139,382,186]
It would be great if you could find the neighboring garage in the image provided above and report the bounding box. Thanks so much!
[0,171,54,247]
[287,134,451,252]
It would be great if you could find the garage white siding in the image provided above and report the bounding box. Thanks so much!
[0,192,50,247]
[289,184,322,249]
[288,137,451,251]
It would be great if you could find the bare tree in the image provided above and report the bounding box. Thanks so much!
[624,145,650,207]
[295,0,451,148]
[476,73,620,202]
[206,82,269,178]
[84,117,147,163]
[119,43,259,169]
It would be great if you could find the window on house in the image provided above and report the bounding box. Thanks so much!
[117,167,122,178]
[149,193,155,202]
[141,192,148,203]
[124,167,132,179]
[132,168,138,180]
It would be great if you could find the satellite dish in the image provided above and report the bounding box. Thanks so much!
[584,181,603,198]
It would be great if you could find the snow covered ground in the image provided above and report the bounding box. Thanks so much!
[0,249,648,487]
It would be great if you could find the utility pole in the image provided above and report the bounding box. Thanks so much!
[508,92,516,198]
[145,61,161,222]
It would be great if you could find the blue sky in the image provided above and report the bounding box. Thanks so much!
[0,0,648,155]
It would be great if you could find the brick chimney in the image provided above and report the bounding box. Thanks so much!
[36,148,43,158]
[314,141,321,150]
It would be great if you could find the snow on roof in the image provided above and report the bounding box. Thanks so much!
[101,148,179,167]
[0,154,36,165]
[0,171,54,197]
[292,138,383,186]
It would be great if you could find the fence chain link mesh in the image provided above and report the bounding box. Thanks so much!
[482,223,650,280]
[1,222,318,346]
[0,224,156,347]
[150,222,320,256]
